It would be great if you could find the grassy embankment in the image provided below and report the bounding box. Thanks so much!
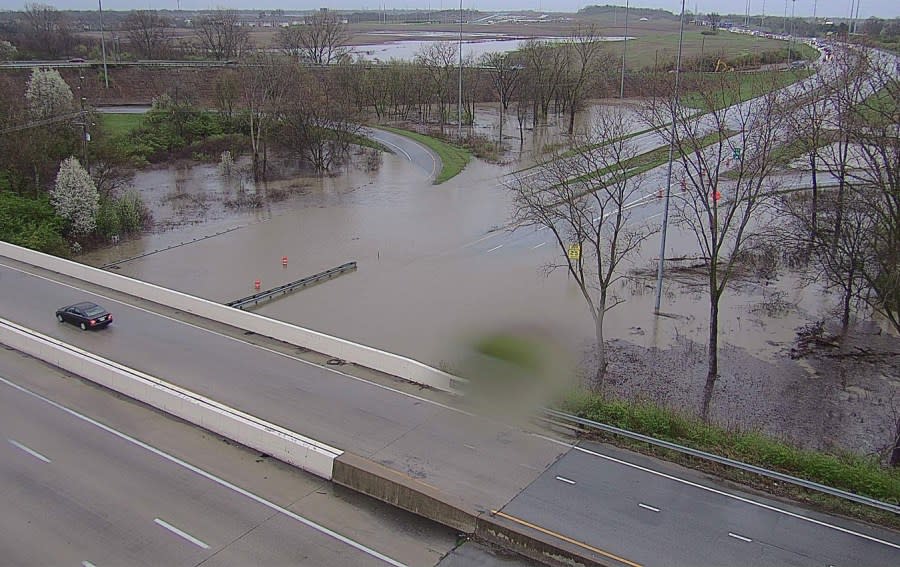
[377,126,471,184]
[563,391,900,527]
[98,113,144,139]
[681,68,814,110]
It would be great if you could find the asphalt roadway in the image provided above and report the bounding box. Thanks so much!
[1,257,899,566]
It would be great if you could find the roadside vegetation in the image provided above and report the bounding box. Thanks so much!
[681,68,814,110]
[562,391,900,527]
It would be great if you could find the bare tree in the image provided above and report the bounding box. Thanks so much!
[240,54,291,180]
[22,3,74,58]
[123,10,172,60]
[560,25,606,135]
[277,70,361,172]
[508,110,655,386]
[194,10,251,61]
[279,11,350,65]
[519,39,566,126]
[643,73,788,418]
[481,52,522,146]
[416,42,459,130]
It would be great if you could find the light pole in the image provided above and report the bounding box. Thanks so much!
[789,0,796,64]
[457,0,463,141]
[654,0,687,314]
[98,0,109,88]
[620,0,629,99]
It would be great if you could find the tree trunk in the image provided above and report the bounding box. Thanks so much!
[890,418,900,467]
[568,105,576,136]
[702,297,719,421]
[809,152,818,236]
[593,307,607,391]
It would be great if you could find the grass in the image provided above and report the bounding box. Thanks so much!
[98,113,144,139]
[562,390,900,527]
[608,31,793,71]
[681,69,814,111]
[377,126,471,184]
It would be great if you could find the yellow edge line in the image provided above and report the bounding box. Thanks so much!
[491,510,643,567]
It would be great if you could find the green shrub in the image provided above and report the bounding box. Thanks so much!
[0,191,68,256]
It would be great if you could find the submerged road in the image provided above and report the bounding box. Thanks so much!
[1,256,898,566]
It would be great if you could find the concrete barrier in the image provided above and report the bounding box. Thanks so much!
[0,242,464,394]
[0,317,342,480]
[332,452,478,534]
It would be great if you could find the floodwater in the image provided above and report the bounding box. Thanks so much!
[351,35,628,62]
[80,104,899,455]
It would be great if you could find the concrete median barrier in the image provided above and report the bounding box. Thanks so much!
[0,317,342,480]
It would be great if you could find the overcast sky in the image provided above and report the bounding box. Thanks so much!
[0,1,896,19]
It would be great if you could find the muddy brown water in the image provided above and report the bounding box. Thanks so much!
[79,106,899,458]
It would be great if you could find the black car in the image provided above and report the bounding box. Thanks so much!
[56,302,113,330]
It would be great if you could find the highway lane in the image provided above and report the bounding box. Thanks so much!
[0,366,413,566]
[501,442,900,567]
[0,346,530,566]
[0,258,566,516]
[367,127,441,180]
[3,257,900,565]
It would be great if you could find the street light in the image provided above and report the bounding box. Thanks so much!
[620,0,629,99]
[654,0,688,314]
[457,0,463,140]
[98,0,109,88]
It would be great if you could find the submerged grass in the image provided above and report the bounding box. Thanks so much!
[377,126,471,184]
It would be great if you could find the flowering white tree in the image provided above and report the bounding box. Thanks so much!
[25,67,73,120]
[51,157,99,236]
[0,40,16,61]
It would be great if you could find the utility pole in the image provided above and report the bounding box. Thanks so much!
[77,74,89,171]
[789,0,796,64]
[654,0,687,314]
[620,0,629,99]
[98,0,109,88]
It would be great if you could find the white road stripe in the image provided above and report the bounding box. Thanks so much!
[555,475,576,485]
[462,233,500,248]
[532,242,547,250]
[728,532,753,543]
[8,439,51,463]
[154,518,210,549]
[0,376,409,567]
[81,562,96,567]
[638,503,660,513]
[464,444,476,450]
[570,445,900,551]
[486,244,504,253]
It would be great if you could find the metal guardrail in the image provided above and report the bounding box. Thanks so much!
[226,262,357,310]
[543,408,900,515]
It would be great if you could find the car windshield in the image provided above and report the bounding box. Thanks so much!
[82,305,105,317]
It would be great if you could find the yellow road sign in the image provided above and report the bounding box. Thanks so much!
[567,244,581,260]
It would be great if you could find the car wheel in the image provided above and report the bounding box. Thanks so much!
[79,322,87,330]
[56,314,64,322]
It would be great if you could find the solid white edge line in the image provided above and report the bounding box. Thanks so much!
[8,438,51,463]
[727,532,753,543]
[0,375,408,567]
[555,475,576,485]
[638,503,660,513]
[570,445,900,550]
[0,261,472,418]
[154,518,210,549]
[374,137,413,162]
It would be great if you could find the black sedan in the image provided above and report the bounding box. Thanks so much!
[55,302,113,330]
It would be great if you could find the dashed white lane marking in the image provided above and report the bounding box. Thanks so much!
[0,376,409,567]
[728,532,753,543]
[528,440,900,551]
[462,233,500,248]
[532,242,547,249]
[8,439,51,463]
[638,503,660,513]
[555,475,577,485]
[486,244,504,253]
[81,561,97,567]
[464,444,476,450]
[154,518,210,550]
